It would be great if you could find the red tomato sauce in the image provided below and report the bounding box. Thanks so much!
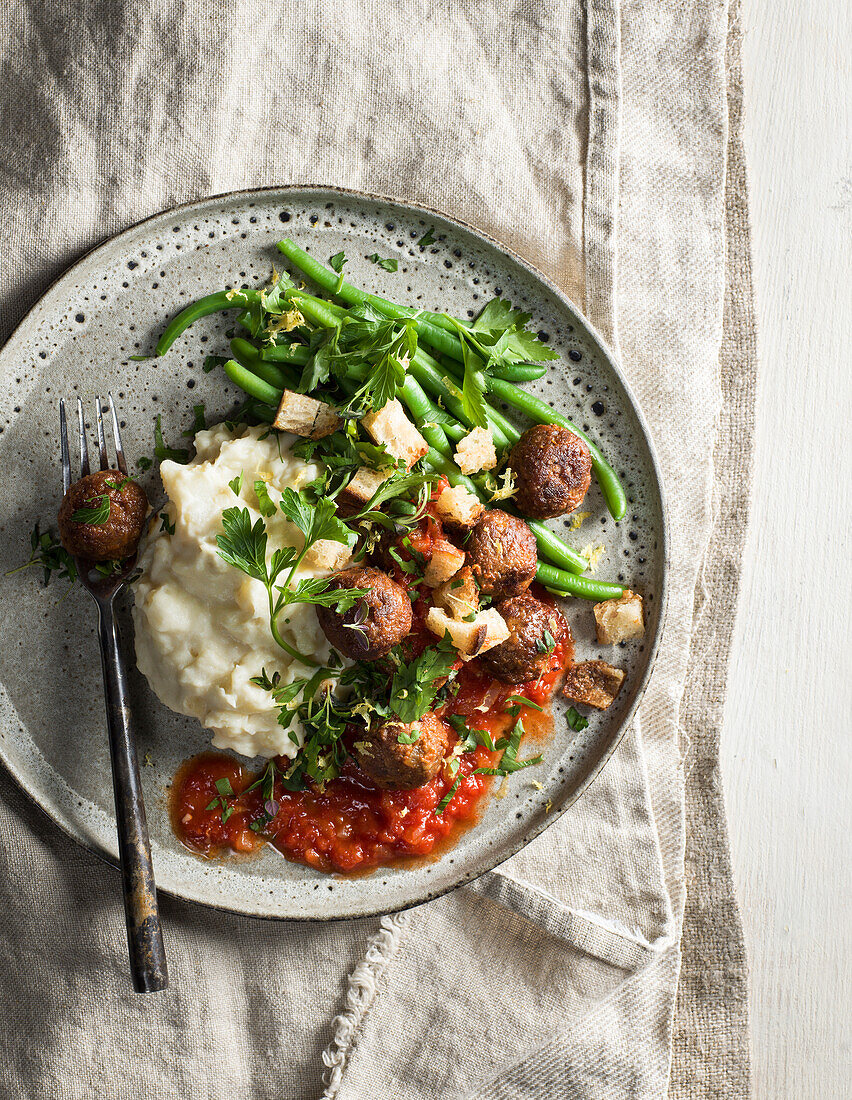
[170,495,575,875]
[171,615,572,875]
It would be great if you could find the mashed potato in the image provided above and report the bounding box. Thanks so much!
[133,423,346,759]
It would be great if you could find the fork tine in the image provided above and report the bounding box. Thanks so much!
[95,397,109,471]
[60,399,71,494]
[108,393,128,475]
[76,397,90,478]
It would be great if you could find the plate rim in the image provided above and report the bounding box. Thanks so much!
[0,184,670,921]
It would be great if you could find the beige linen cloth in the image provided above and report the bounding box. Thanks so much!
[0,1,753,1096]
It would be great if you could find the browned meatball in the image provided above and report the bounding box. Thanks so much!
[316,566,412,660]
[354,712,450,789]
[58,470,149,561]
[480,593,567,684]
[465,509,537,602]
[509,424,592,519]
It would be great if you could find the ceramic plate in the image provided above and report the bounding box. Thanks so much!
[0,187,667,919]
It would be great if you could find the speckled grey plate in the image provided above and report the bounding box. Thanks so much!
[0,187,667,920]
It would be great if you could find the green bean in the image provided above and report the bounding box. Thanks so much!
[409,350,511,451]
[421,451,482,497]
[155,289,260,356]
[536,562,624,601]
[229,338,298,391]
[489,362,547,382]
[487,377,627,520]
[223,359,282,406]
[262,343,312,365]
[525,520,588,575]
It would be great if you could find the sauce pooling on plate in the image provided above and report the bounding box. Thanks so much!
[171,635,571,874]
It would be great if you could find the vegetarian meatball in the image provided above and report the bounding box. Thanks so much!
[465,509,537,602]
[479,593,567,684]
[509,424,592,519]
[354,712,450,789]
[57,469,149,561]
[316,566,412,660]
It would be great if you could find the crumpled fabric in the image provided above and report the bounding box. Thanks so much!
[0,1,752,1097]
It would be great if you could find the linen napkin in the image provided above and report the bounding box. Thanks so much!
[0,1,752,1096]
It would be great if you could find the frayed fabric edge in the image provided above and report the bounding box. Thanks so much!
[320,912,411,1099]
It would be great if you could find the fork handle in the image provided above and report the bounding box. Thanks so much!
[96,600,169,993]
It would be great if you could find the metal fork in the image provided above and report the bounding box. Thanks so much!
[60,394,168,994]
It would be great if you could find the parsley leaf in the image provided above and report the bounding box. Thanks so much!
[71,495,110,525]
[566,706,589,732]
[217,507,270,583]
[154,414,190,464]
[389,636,457,723]
[470,298,560,365]
[417,227,436,247]
[228,473,243,496]
[368,253,398,272]
[181,403,207,438]
[253,479,277,518]
[278,487,352,548]
[329,251,347,274]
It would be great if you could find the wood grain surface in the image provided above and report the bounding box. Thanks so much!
[722,0,851,1095]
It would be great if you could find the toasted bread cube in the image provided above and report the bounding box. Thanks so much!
[426,605,509,658]
[433,484,485,529]
[340,466,390,506]
[424,541,466,587]
[454,427,498,475]
[593,589,645,645]
[302,539,352,571]
[433,566,479,621]
[361,399,428,468]
[273,391,342,439]
[562,661,625,710]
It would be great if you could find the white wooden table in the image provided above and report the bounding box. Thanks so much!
[722,1,851,1095]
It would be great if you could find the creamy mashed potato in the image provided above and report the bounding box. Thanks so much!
[133,423,344,759]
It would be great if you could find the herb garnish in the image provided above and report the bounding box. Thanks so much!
[154,414,191,464]
[566,706,589,732]
[206,776,236,823]
[368,253,398,272]
[216,488,362,666]
[71,495,111,525]
[5,523,77,586]
[417,227,436,248]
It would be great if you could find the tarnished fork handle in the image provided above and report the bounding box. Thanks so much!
[60,396,168,993]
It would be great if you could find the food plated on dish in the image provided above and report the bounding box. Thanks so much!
[46,233,646,877]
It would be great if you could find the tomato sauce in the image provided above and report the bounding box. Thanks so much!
[170,493,576,875]
[171,617,572,875]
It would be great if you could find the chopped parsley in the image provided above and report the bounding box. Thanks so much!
[206,776,236,823]
[566,706,589,732]
[417,227,436,248]
[368,253,398,272]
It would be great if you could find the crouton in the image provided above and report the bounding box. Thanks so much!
[425,605,510,658]
[361,399,428,468]
[302,539,352,571]
[273,391,342,439]
[562,661,625,710]
[433,484,485,529]
[454,427,498,475]
[424,541,466,587]
[432,566,479,621]
[339,466,389,506]
[593,589,645,645]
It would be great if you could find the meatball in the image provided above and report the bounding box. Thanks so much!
[479,593,567,684]
[316,566,412,660]
[57,469,149,561]
[355,712,450,789]
[465,509,537,602]
[509,424,592,519]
